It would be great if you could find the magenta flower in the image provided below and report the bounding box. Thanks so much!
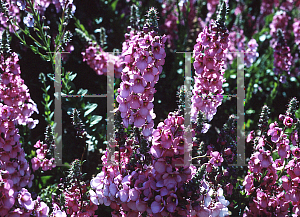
[273,159,284,170]
[152,41,165,60]
[277,142,290,159]
[36,202,49,217]
[166,193,178,212]
[256,190,268,208]
[17,188,34,210]
[258,150,272,168]
[162,171,181,190]
[119,81,132,98]
[210,151,223,166]
[129,110,145,128]
[203,51,215,70]
[267,122,282,143]
[283,116,293,127]
[138,34,152,49]
[292,148,300,158]
[154,159,166,174]
[129,188,139,201]
[142,67,157,82]
[151,201,164,214]
[130,74,147,94]
[135,50,152,71]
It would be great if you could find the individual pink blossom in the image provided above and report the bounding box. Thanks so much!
[267,122,282,143]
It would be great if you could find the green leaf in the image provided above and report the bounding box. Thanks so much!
[44,94,50,102]
[111,0,119,11]
[41,175,52,185]
[265,13,274,25]
[34,41,47,51]
[30,45,39,54]
[89,115,102,127]
[77,88,88,95]
[68,72,77,81]
[84,103,98,117]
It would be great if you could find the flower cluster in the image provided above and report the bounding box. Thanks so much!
[31,125,56,172]
[260,0,279,15]
[117,7,166,136]
[82,42,123,78]
[52,159,98,217]
[0,0,21,32]
[0,47,38,216]
[293,18,300,45]
[191,1,229,122]
[227,27,259,68]
[244,98,300,216]
[269,11,291,41]
[272,29,292,83]
[90,110,230,216]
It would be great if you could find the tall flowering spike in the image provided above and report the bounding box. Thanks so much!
[273,29,292,83]
[191,1,229,122]
[285,97,299,122]
[130,4,140,30]
[0,30,11,57]
[216,0,228,26]
[145,7,159,31]
[258,105,270,135]
[176,85,185,116]
[0,49,38,200]
[118,7,166,136]
[71,108,87,139]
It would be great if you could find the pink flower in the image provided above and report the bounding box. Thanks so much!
[277,142,290,159]
[18,188,34,210]
[36,202,49,217]
[151,201,164,214]
[119,81,131,98]
[135,50,152,71]
[256,190,268,208]
[166,193,178,212]
[292,148,300,158]
[267,122,282,143]
[273,159,284,170]
[258,150,272,168]
[151,41,165,60]
[283,116,293,127]
[130,74,147,94]
[210,151,223,166]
